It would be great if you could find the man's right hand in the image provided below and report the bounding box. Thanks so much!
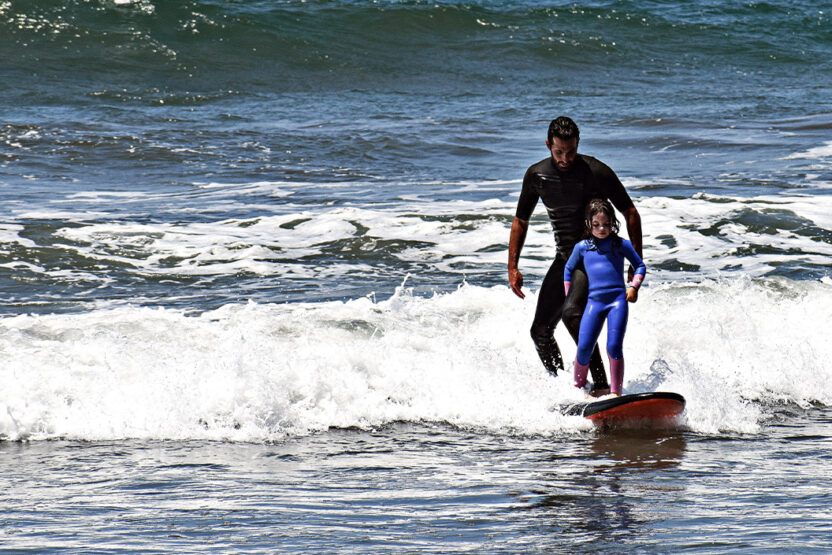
[509,267,525,299]
[508,217,530,299]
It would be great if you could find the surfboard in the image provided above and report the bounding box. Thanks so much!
[564,392,685,427]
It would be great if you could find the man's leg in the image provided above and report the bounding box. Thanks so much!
[530,258,567,376]
[561,264,610,390]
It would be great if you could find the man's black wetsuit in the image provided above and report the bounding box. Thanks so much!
[516,154,634,387]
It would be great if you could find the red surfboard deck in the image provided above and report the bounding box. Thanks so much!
[565,392,685,426]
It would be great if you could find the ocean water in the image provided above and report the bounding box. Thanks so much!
[1,0,831,552]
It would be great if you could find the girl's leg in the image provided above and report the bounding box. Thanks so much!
[562,263,609,390]
[573,359,590,390]
[574,299,607,389]
[605,294,629,395]
[608,357,625,396]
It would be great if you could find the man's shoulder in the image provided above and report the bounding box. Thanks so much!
[578,154,616,178]
[526,156,555,176]
[579,154,633,209]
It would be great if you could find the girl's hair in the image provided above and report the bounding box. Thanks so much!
[583,198,622,247]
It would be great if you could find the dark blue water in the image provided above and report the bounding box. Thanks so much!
[4,0,831,186]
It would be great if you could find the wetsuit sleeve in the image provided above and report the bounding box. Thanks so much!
[621,240,646,286]
[588,158,634,214]
[515,166,539,221]
[564,241,584,283]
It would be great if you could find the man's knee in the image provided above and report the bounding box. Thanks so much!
[561,305,582,334]
[562,296,587,337]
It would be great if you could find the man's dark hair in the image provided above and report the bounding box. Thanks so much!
[547,116,580,144]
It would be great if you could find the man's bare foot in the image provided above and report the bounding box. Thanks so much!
[589,388,610,398]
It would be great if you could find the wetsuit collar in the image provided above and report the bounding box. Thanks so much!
[591,236,614,252]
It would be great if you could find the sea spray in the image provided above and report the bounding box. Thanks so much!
[2,277,829,441]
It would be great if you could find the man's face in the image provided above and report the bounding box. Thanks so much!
[547,137,578,172]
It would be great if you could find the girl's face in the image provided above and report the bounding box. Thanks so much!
[590,212,611,240]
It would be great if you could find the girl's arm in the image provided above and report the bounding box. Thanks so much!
[622,241,645,301]
[563,242,585,295]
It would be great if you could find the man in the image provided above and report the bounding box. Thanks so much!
[508,116,642,396]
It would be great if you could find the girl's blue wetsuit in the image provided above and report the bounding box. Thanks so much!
[564,237,646,368]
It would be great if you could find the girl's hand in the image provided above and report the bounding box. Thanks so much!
[626,287,638,303]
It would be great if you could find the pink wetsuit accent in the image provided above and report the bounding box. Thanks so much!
[573,359,589,389]
[609,356,624,395]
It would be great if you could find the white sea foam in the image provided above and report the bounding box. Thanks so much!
[0,224,36,248]
[15,209,111,220]
[66,191,150,200]
[191,181,296,198]
[783,140,832,161]
[638,193,832,277]
[28,191,828,284]
[1,277,829,442]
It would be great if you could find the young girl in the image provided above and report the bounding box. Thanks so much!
[564,198,646,396]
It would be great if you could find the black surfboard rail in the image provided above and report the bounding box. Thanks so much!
[564,391,686,419]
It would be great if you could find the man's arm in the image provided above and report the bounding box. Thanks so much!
[508,217,530,299]
[623,206,642,258]
[587,156,640,254]
[622,206,643,300]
